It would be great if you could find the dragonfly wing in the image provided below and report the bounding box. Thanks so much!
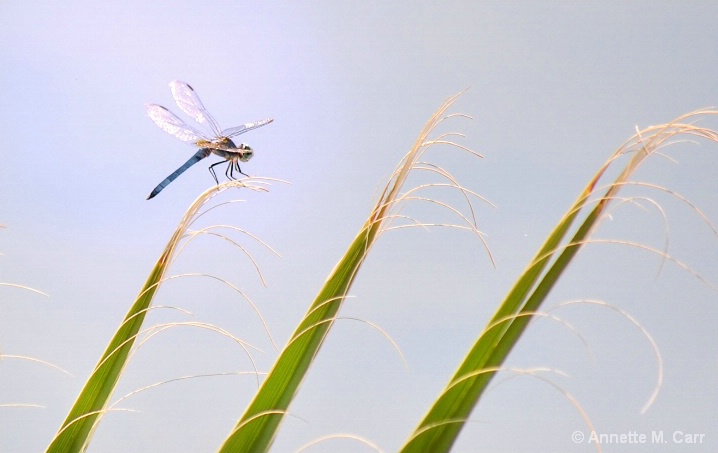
[222,118,274,138]
[147,148,213,199]
[169,80,222,137]
[146,104,208,143]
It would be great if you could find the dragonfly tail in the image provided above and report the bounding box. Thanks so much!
[146,148,212,199]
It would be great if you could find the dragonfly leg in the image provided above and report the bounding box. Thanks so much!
[224,161,247,180]
[235,161,249,177]
[234,161,245,177]
[208,161,224,185]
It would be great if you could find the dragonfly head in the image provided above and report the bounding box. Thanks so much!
[238,144,253,162]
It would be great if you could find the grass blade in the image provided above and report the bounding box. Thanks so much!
[400,110,718,452]
[218,92,471,453]
[46,181,270,453]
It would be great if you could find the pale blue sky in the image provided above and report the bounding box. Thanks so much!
[1,1,717,452]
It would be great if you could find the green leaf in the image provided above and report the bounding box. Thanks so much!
[400,109,718,452]
[46,181,270,453]
[218,92,471,453]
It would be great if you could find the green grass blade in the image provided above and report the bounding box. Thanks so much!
[46,181,268,453]
[400,179,596,453]
[45,264,167,453]
[217,223,379,452]
[218,93,469,453]
[400,110,718,452]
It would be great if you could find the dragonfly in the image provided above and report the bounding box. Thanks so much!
[145,80,273,199]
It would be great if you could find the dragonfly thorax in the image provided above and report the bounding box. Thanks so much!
[208,139,253,162]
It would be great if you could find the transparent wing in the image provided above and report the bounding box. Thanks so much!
[222,118,274,138]
[169,80,222,137]
[146,104,208,143]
